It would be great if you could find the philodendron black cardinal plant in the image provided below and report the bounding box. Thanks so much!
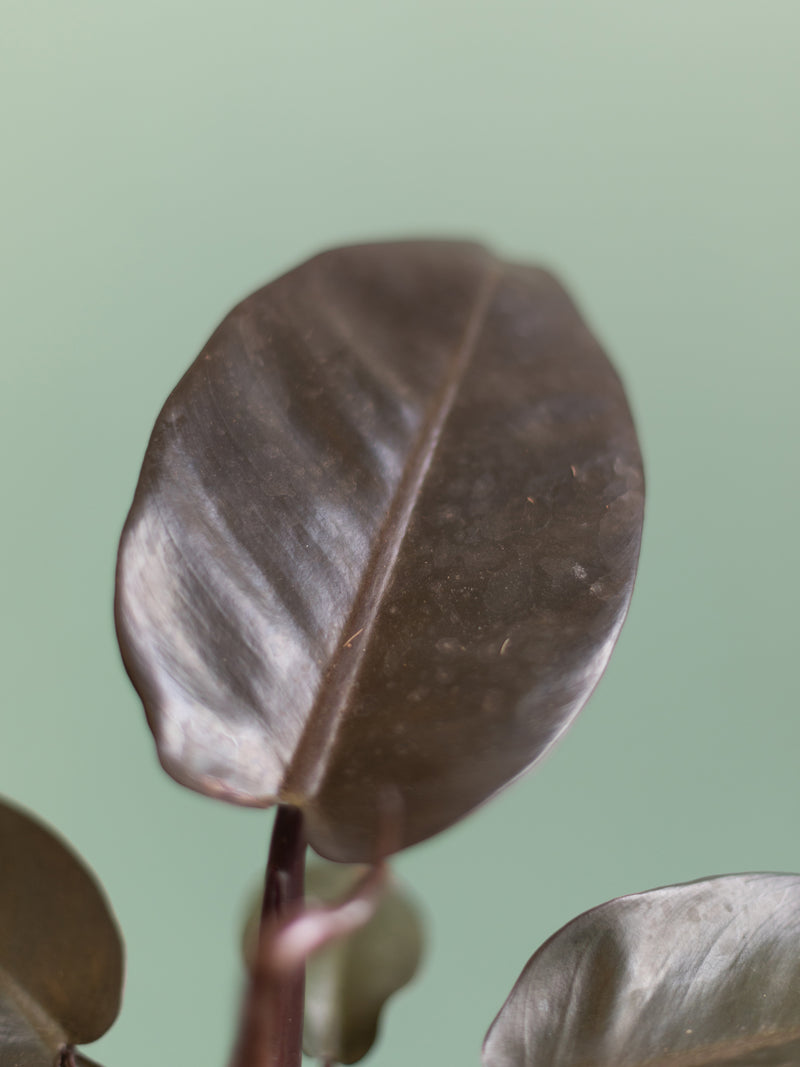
[3,241,800,1067]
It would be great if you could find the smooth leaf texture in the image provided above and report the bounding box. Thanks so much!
[0,798,123,1067]
[116,240,644,861]
[243,861,424,1065]
[483,874,800,1067]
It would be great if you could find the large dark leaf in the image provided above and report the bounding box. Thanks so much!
[483,874,800,1067]
[116,240,644,861]
[0,798,124,1066]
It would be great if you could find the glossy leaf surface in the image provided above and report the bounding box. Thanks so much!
[116,241,644,860]
[243,860,424,1065]
[0,798,123,1066]
[483,874,800,1067]
[0,988,54,1067]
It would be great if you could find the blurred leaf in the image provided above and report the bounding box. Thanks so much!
[0,797,123,1067]
[116,240,644,861]
[483,873,800,1067]
[303,863,424,1065]
[243,860,424,1064]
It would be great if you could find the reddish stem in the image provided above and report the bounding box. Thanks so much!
[229,805,306,1067]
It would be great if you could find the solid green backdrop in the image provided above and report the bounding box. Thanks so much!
[2,3,798,1065]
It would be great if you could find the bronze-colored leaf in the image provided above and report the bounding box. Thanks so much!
[242,860,424,1065]
[482,874,800,1067]
[0,798,123,1067]
[116,241,644,861]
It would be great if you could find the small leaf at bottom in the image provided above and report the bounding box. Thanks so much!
[482,873,800,1067]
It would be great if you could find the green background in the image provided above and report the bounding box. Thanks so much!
[2,3,798,1064]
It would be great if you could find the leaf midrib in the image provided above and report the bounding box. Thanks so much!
[280,261,501,802]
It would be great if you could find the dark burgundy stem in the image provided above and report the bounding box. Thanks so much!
[229,805,306,1067]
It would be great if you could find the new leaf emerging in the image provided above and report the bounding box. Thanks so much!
[243,860,424,1064]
